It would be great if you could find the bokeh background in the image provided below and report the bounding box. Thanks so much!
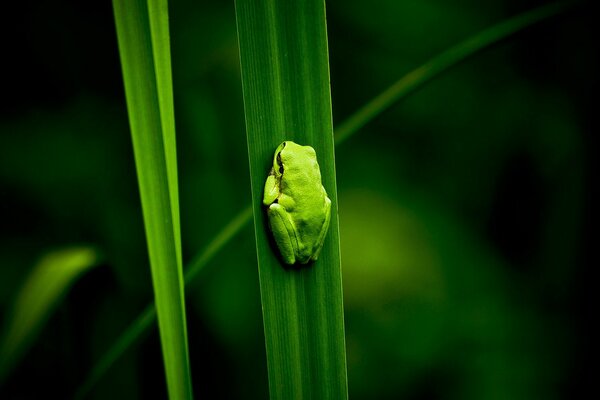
[0,0,595,398]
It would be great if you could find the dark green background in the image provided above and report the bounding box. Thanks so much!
[0,0,594,398]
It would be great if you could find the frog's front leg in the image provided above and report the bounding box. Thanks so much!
[267,203,299,265]
[263,170,280,206]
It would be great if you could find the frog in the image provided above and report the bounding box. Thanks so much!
[263,141,331,265]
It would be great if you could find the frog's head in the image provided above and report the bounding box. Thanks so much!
[272,141,316,177]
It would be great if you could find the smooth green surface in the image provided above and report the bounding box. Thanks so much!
[0,247,99,383]
[112,0,192,399]
[73,3,571,393]
[235,0,347,398]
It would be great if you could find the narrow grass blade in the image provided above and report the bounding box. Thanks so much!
[74,305,156,400]
[77,2,570,393]
[334,1,572,145]
[74,206,252,399]
[235,0,347,398]
[0,247,99,383]
[112,0,192,399]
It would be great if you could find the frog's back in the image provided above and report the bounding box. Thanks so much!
[274,142,331,263]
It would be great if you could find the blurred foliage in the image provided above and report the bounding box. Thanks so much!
[0,246,99,383]
[0,0,593,399]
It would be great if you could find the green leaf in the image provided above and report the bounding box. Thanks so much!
[112,0,192,399]
[0,247,99,383]
[235,0,347,398]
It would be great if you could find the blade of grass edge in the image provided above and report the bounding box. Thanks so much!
[235,0,347,398]
[112,1,192,399]
[76,2,570,395]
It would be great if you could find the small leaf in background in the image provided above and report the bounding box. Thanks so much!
[0,246,99,383]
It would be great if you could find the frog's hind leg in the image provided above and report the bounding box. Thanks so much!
[267,203,299,265]
[311,197,332,262]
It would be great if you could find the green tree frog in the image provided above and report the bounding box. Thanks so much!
[263,141,331,265]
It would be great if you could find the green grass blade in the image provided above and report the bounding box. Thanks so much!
[0,247,99,383]
[77,2,568,394]
[112,0,192,399]
[235,0,347,398]
[147,0,182,267]
[334,1,571,145]
[75,207,252,398]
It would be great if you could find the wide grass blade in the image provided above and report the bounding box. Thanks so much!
[235,0,347,398]
[0,247,99,383]
[77,2,569,393]
[112,0,192,398]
